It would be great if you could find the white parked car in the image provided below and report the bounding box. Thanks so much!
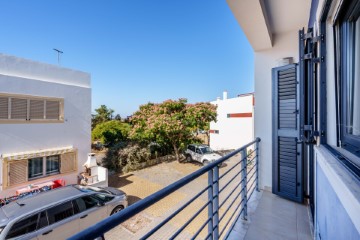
[185,144,222,165]
[0,185,127,240]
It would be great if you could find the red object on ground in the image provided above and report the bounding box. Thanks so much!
[16,181,55,195]
[53,179,66,188]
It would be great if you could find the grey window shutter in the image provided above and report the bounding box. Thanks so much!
[0,97,9,119]
[272,64,304,203]
[30,99,45,120]
[46,100,60,120]
[10,98,28,120]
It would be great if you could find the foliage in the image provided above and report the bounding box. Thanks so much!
[92,105,115,129]
[92,120,130,146]
[129,98,217,161]
[103,142,152,171]
[114,114,122,121]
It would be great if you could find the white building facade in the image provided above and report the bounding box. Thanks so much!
[209,92,254,151]
[0,54,91,197]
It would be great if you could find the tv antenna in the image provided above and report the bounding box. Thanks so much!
[53,48,63,65]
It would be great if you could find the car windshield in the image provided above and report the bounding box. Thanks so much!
[199,147,213,154]
[77,185,110,194]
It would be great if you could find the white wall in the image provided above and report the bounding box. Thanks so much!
[210,94,254,150]
[254,30,299,189]
[0,54,91,197]
[314,146,360,239]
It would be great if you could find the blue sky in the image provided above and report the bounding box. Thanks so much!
[0,1,254,117]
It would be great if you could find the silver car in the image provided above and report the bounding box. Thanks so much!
[0,185,127,240]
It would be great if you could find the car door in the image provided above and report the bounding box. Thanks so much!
[194,148,202,162]
[36,201,79,240]
[73,194,107,232]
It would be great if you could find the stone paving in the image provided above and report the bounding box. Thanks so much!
[105,154,256,239]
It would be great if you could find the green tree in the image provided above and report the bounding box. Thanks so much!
[92,105,114,129]
[92,120,131,146]
[130,99,217,161]
[114,114,122,121]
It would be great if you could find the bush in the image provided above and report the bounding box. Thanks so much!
[102,142,152,172]
[92,121,131,147]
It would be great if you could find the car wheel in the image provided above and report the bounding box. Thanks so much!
[186,155,192,162]
[110,205,124,215]
[203,160,209,166]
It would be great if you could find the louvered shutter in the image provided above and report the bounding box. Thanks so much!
[272,64,304,203]
[60,152,76,173]
[11,98,28,120]
[0,97,9,119]
[8,160,28,186]
[30,99,45,120]
[46,100,60,120]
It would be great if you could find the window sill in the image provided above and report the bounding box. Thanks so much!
[0,120,64,124]
[315,145,360,231]
[323,144,360,179]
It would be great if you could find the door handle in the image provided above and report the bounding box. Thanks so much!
[42,230,53,235]
[80,214,88,219]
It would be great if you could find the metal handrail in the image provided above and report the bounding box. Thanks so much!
[69,137,261,240]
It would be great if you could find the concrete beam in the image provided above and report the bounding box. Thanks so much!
[227,0,272,51]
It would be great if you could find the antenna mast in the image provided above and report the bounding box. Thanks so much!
[53,48,63,65]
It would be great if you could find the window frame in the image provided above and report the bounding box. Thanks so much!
[0,93,64,123]
[335,0,360,156]
[6,213,39,239]
[28,155,61,181]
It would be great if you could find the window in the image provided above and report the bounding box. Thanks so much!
[46,155,60,175]
[6,214,38,239]
[47,201,74,224]
[5,151,77,188]
[335,0,360,155]
[73,195,99,214]
[28,157,43,179]
[94,193,115,203]
[37,211,48,230]
[0,93,63,123]
[29,99,44,119]
[28,155,60,180]
[0,97,9,119]
[11,98,27,119]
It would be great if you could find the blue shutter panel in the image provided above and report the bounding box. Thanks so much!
[272,64,304,203]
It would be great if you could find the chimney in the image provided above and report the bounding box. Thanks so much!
[223,91,228,100]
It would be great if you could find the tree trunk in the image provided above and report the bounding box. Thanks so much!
[173,144,181,162]
[206,132,210,145]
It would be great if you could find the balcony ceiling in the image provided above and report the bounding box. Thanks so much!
[263,0,312,34]
[227,0,312,51]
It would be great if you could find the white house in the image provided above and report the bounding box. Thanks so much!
[0,53,91,198]
[209,91,254,151]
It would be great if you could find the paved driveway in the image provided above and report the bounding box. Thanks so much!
[105,153,253,239]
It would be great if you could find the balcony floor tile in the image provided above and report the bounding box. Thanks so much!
[228,190,312,240]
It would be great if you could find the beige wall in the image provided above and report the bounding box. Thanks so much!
[254,30,300,189]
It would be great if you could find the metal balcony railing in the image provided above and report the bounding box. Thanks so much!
[69,138,261,240]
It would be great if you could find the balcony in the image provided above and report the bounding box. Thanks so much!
[69,138,312,240]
